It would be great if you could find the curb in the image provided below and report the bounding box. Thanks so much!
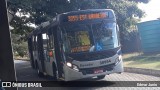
[124,67,160,77]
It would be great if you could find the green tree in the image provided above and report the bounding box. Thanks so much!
[8,0,149,37]
[11,34,28,57]
[8,0,150,55]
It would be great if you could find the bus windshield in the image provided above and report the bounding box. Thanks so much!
[61,21,119,53]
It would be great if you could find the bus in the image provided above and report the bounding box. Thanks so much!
[27,9,124,81]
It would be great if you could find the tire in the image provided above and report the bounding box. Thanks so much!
[37,68,44,77]
[97,75,105,79]
[36,62,44,77]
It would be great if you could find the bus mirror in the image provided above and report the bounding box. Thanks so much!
[48,51,53,57]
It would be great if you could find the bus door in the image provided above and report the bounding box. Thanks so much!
[37,34,45,73]
[54,28,65,79]
[42,32,55,76]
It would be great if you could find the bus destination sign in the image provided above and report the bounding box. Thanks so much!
[68,12,108,22]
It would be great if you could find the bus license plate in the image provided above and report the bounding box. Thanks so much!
[94,69,103,74]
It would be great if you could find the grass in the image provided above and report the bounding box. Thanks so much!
[123,52,160,70]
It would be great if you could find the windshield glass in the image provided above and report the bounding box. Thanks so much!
[61,22,119,53]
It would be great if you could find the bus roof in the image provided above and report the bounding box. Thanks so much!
[28,9,115,38]
[60,9,114,15]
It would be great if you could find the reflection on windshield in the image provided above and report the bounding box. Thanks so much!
[90,22,118,51]
[62,22,119,53]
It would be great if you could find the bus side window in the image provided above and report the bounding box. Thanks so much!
[42,33,48,49]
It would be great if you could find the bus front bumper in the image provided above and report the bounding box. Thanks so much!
[63,60,123,81]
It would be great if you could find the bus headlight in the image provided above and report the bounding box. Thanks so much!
[66,62,72,67]
[66,62,79,71]
[115,55,122,65]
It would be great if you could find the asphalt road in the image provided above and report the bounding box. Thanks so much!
[14,60,160,90]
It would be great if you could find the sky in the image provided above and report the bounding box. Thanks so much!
[138,0,160,22]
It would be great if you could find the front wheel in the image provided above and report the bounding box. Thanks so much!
[37,68,44,77]
[97,75,105,79]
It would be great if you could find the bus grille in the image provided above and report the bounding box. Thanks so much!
[79,63,115,75]
[75,51,115,61]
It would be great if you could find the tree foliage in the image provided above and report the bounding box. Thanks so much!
[7,0,150,55]
[11,34,28,57]
[8,0,149,36]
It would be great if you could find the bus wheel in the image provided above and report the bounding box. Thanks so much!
[36,62,44,77]
[97,75,105,79]
[37,69,44,77]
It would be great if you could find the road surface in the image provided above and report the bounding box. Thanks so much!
[14,60,160,90]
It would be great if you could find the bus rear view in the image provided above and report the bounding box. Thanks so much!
[59,9,123,81]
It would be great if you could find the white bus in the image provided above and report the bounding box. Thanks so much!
[28,9,124,81]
